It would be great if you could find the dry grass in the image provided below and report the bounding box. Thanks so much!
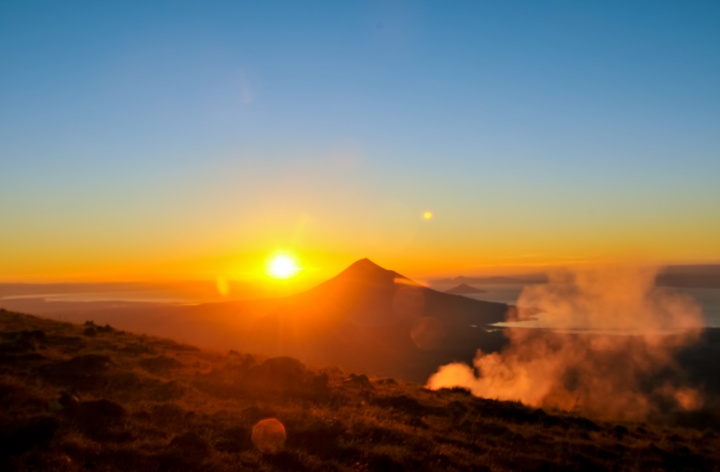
[0,308,718,471]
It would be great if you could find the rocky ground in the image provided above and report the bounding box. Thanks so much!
[1,308,719,471]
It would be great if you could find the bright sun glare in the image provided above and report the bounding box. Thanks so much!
[267,254,300,279]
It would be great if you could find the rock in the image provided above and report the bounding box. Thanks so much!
[344,373,374,389]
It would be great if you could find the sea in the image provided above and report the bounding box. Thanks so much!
[3,283,720,329]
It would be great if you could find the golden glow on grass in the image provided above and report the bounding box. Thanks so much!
[266,253,301,279]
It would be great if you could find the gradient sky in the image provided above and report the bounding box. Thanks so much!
[1,1,719,284]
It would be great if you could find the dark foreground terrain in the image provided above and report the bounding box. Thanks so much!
[1,309,719,471]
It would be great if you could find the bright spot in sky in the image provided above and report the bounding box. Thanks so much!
[423,211,433,220]
[267,254,301,279]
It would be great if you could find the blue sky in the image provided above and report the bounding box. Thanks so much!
[1,1,719,281]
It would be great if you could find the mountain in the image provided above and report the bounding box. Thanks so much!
[0,259,511,381]
[198,259,510,380]
[445,283,486,295]
[287,258,505,325]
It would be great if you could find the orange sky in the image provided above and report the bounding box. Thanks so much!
[2,3,719,286]
[3,209,719,288]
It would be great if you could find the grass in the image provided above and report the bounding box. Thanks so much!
[0,308,718,471]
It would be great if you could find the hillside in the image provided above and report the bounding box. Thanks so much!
[1,309,719,471]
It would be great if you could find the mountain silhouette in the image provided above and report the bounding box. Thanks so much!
[327,257,407,283]
[15,259,511,381]
[446,283,486,295]
[283,258,506,328]
[289,258,420,324]
[215,259,510,379]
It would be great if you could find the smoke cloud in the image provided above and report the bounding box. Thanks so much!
[427,266,704,420]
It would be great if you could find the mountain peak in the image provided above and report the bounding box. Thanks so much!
[348,258,383,270]
[297,258,408,302]
[339,258,398,280]
[341,257,394,277]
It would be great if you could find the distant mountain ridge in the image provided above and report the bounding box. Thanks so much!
[432,264,720,289]
[432,274,548,285]
[445,283,486,295]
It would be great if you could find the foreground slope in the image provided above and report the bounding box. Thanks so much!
[1,309,719,471]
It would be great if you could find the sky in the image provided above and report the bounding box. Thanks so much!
[1,1,719,286]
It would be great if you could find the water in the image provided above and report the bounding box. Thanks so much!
[676,287,720,328]
[2,291,195,304]
[5,282,720,328]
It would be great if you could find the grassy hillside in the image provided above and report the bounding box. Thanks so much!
[1,308,718,471]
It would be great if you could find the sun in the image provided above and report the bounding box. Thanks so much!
[266,254,301,279]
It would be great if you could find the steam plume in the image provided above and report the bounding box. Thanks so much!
[427,266,704,420]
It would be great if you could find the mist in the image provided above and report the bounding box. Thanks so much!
[427,266,705,420]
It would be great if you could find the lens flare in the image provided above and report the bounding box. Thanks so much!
[411,316,445,350]
[252,418,286,453]
[215,276,229,297]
